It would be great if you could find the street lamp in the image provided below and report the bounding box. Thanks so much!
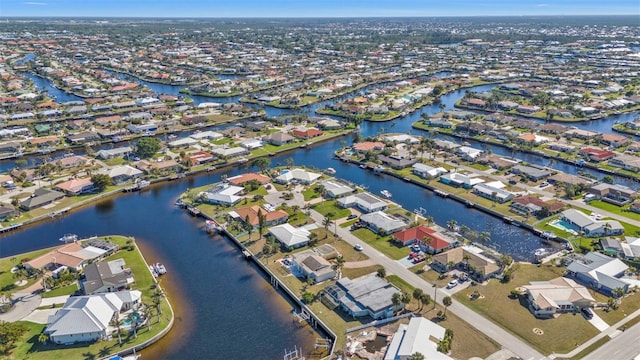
[433,283,437,309]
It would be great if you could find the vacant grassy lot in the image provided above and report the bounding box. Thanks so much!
[455,263,600,355]
[0,247,54,292]
[311,200,350,220]
[350,228,409,260]
[591,291,640,325]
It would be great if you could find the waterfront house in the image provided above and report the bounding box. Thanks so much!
[28,136,60,149]
[600,238,626,258]
[25,241,111,272]
[433,139,460,151]
[20,188,65,211]
[359,211,407,235]
[352,141,385,153]
[472,182,515,203]
[228,172,271,186]
[55,177,95,196]
[320,180,355,198]
[274,168,321,185]
[587,183,636,206]
[168,137,199,148]
[291,128,323,139]
[600,133,630,148]
[477,154,518,170]
[337,193,388,213]
[383,316,452,360]
[229,205,289,228]
[412,163,448,179]
[440,172,484,189]
[392,225,453,254]
[190,131,224,141]
[547,142,576,153]
[0,205,18,221]
[378,154,418,169]
[55,155,88,169]
[383,134,420,144]
[522,277,594,318]
[263,132,295,146]
[579,148,615,162]
[510,196,565,217]
[424,117,453,129]
[268,223,311,249]
[323,273,403,320]
[548,173,593,187]
[560,209,624,237]
[290,249,336,284]
[455,122,491,136]
[126,123,157,134]
[98,165,143,185]
[431,245,500,282]
[455,146,483,161]
[134,159,181,175]
[511,165,552,181]
[96,146,133,160]
[183,151,216,166]
[566,252,629,296]
[82,259,134,295]
[241,138,264,150]
[200,183,243,206]
[66,131,100,145]
[609,154,640,173]
[44,290,142,345]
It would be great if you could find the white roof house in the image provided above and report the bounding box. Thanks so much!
[473,182,515,203]
[190,131,223,140]
[201,183,243,206]
[320,180,354,198]
[45,290,141,345]
[274,168,321,185]
[412,163,447,178]
[269,223,311,249]
[337,193,388,213]
[96,146,133,160]
[567,252,629,296]
[383,134,420,144]
[211,146,249,158]
[456,146,483,160]
[360,211,407,235]
[384,317,452,360]
[168,137,199,148]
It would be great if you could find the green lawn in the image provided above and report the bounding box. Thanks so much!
[0,247,56,292]
[311,200,350,220]
[588,200,640,222]
[41,283,79,298]
[455,264,600,355]
[350,228,409,260]
[302,188,320,201]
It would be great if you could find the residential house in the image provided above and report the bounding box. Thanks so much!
[184,151,216,166]
[291,248,336,284]
[44,290,142,345]
[510,196,565,217]
[561,209,624,237]
[547,142,576,153]
[587,183,636,206]
[20,188,65,211]
[268,223,311,249]
[431,245,501,282]
[263,132,295,146]
[274,168,321,185]
[378,154,418,169]
[0,205,18,221]
[579,148,615,162]
[323,273,403,320]
[455,146,483,161]
[98,165,143,185]
[424,117,453,129]
[522,277,595,318]
[512,165,552,181]
[229,205,289,228]
[81,259,134,295]
[609,154,640,173]
[25,241,112,272]
[319,180,355,198]
[96,146,132,160]
[392,225,454,254]
[473,182,515,203]
[337,193,388,213]
[227,172,271,186]
[291,128,323,139]
[359,211,407,235]
[383,317,453,360]
[200,183,243,206]
[412,163,448,179]
[352,141,385,153]
[67,131,100,145]
[384,134,420,144]
[566,252,629,296]
[440,172,484,189]
[134,159,180,175]
[600,134,630,148]
[477,154,518,170]
[55,177,95,196]
[565,129,598,141]
[548,173,593,187]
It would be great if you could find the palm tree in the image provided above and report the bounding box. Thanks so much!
[479,231,491,245]
[413,288,424,311]
[322,216,333,239]
[442,296,452,315]
[463,254,472,271]
[424,216,434,226]
[38,333,49,345]
[128,312,138,339]
[110,318,124,345]
[419,293,431,312]
[391,292,402,308]
[446,219,458,232]
[410,352,425,360]
[257,209,266,240]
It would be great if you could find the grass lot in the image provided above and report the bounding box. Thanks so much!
[591,291,640,325]
[350,228,409,260]
[385,275,500,359]
[311,200,350,220]
[8,236,174,360]
[586,200,640,222]
[41,283,78,298]
[302,188,320,201]
[455,263,600,355]
[0,247,56,292]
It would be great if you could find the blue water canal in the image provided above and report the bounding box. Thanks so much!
[3,67,639,358]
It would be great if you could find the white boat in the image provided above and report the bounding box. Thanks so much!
[380,190,392,198]
[59,234,78,243]
[155,263,167,275]
[149,265,159,278]
[325,167,336,175]
[534,248,549,257]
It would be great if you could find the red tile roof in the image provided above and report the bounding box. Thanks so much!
[393,225,450,250]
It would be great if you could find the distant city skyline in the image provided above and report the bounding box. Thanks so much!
[1,0,638,18]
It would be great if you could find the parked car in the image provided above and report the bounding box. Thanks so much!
[347,214,358,220]
[354,244,364,251]
[447,280,458,289]
[581,307,593,319]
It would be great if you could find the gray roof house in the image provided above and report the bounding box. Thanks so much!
[200,183,244,206]
[360,211,407,235]
[81,259,134,295]
[512,165,552,181]
[566,252,629,296]
[269,223,311,249]
[384,316,452,360]
[561,209,624,237]
[20,188,65,211]
[291,249,336,284]
[96,146,133,160]
[44,290,142,345]
[263,132,295,146]
[319,180,355,198]
[472,182,515,203]
[337,193,388,214]
[323,272,403,320]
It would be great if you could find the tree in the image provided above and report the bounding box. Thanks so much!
[134,137,161,159]
[302,292,315,304]
[419,293,432,312]
[401,292,411,308]
[91,174,112,192]
[602,175,614,184]
[110,318,124,345]
[244,215,254,239]
[252,157,271,173]
[479,231,491,245]
[257,209,266,239]
[377,267,387,278]
[391,292,402,307]
[285,157,295,168]
[322,216,333,238]
[446,219,458,232]
[613,287,625,299]
[38,332,49,345]
[410,352,425,360]
[442,296,452,315]
[413,288,424,310]
[0,321,27,356]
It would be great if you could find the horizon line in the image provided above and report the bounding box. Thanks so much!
[1,14,638,19]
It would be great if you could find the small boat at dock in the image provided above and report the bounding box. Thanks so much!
[434,189,449,197]
[59,234,78,243]
[154,263,167,275]
[380,190,392,198]
[325,167,336,175]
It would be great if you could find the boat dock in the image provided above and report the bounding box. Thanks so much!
[434,189,449,197]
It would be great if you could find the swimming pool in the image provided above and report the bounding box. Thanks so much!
[122,311,142,326]
[549,219,578,235]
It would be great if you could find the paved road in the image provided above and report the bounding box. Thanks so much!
[0,292,42,322]
[581,322,640,360]
[309,209,547,360]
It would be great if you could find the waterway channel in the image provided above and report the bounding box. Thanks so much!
[4,67,639,358]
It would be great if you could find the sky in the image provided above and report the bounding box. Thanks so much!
[0,0,638,18]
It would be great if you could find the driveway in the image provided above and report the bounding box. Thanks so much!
[40,295,70,307]
[587,312,609,331]
[22,308,58,324]
[0,292,42,322]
